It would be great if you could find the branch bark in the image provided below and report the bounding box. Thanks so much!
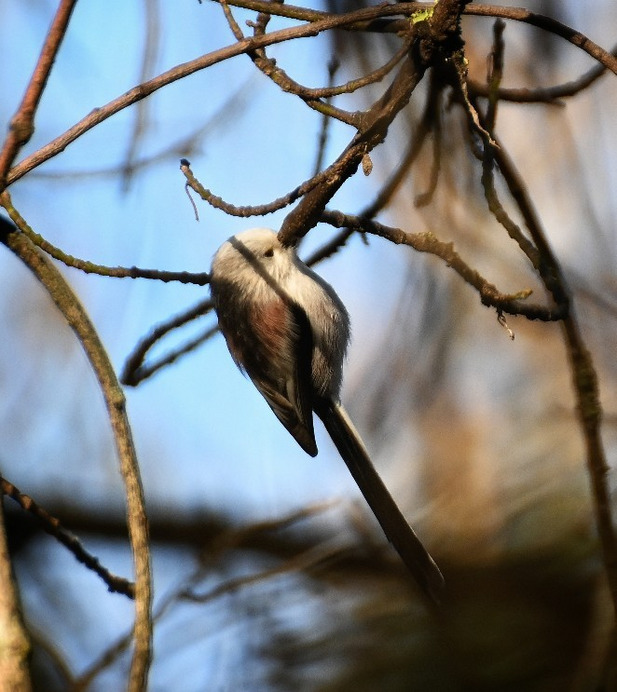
[0,501,32,692]
[0,0,78,187]
[0,209,152,692]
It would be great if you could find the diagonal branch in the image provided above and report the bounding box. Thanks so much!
[320,210,562,321]
[1,475,134,598]
[4,4,423,187]
[0,0,79,187]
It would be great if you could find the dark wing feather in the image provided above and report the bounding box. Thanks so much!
[213,276,317,456]
[250,302,317,456]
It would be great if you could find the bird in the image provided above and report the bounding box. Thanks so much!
[209,227,444,603]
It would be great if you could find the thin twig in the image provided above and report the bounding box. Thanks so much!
[312,57,340,177]
[123,322,219,386]
[464,4,617,75]
[6,3,615,187]
[5,4,421,187]
[468,42,617,104]
[180,540,349,603]
[209,0,617,73]
[0,0,78,186]
[180,157,326,217]
[471,29,617,684]
[279,0,472,246]
[320,209,566,321]
[121,0,162,189]
[13,211,210,284]
[73,502,337,690]
[121,297,215,386]
[486,136,617,610]
[1,475,134,598]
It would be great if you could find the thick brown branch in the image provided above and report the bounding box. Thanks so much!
[279,0,472,245]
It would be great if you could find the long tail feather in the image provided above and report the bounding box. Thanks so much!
[316,400,444,604]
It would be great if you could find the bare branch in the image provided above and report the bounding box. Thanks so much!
[0,0,78,186]
[121,0,162,189]
[469,43,617,103]
[121,297,218,387]
[0,205,152,692]
[0,501,32,692]
[213,0,617,75]
[4,4,423,187]
[1,197,209,284]
[279,0,472,245]
[319,210,561,320]
[1,475,134,598]
[464,5,617,75]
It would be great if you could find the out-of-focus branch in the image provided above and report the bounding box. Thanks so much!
[470,28,617,686]
[484,141,617,687]
[71,502,344,691]
[121,0,162,189]
[464,5,617,75]
[0,501,32,692]
[0,0,78,187]
[469,42,617,104]
[121,299,218,387]
[0,207,152,692]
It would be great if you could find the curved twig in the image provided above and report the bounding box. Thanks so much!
[468,42,617,104]
[0,204,152,692]
[121,297,217,387]
[13,211,210,284]
[5,4,421,187]
[6,3,615,189]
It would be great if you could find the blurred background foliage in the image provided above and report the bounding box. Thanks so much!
[1,0,616,689]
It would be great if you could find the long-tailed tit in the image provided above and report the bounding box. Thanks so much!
[210,228,444,602]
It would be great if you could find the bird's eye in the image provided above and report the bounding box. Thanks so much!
[264,247,274,258]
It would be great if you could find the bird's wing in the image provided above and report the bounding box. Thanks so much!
[250,301,318,457]
[214,277,318,457]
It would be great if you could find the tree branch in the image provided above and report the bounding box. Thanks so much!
[0,0,79,187]
[0,208,152,692]
[1,475,134,598]
[0,501,32,692]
